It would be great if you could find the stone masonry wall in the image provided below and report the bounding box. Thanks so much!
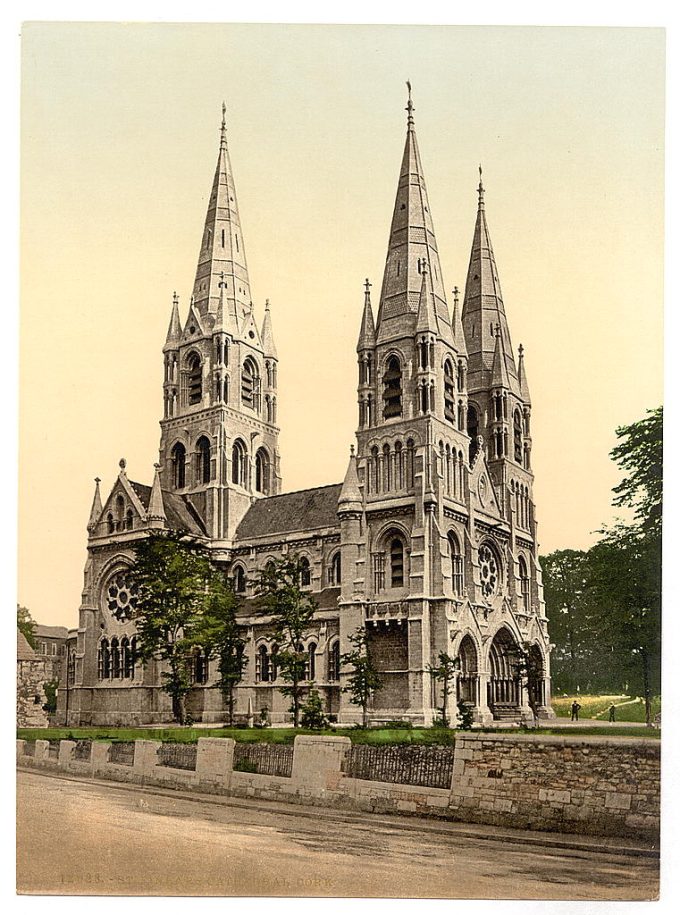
[17,732,660,841]
[449,733,660,838]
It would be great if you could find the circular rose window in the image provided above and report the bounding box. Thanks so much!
[478,543,500,599]
[106,572,139,622]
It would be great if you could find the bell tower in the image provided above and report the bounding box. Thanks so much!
[158,105,281,543]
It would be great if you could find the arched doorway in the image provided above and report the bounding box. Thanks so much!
[488,628,520,718]
[456,635,478,706]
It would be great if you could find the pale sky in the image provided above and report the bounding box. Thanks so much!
[19,23,664,627]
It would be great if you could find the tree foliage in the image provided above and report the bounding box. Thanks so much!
[198,573,247,726]
[255,555,317,727]
[17,604,37,649]
[427,652,459,728]
[611,407,662,539]
[130,531,212,724]
[340,626,383,728]
[541,406,662,722]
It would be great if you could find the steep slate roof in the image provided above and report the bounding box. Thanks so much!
[35,624,68,639]
[129,481,208,537]
[235,483,342,540]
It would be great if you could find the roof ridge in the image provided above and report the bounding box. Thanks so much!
[258,482,343,500]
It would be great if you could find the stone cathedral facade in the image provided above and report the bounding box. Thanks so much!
[58,96,554,727]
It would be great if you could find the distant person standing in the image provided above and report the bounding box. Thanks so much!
[571,701,581,721]
[609,704,616,722]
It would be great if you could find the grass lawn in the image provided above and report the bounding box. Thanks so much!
[551,694,661,723]
[17,722,659,744]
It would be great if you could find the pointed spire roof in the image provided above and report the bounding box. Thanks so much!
[147,464,167,526]
[415,260,439,335]
[163,292,182,351]
[261,299,277,358]
[376,85,453,345]
[338,445,362,511]
[451,286,467,356]
[356,279,376,352]
[191,103,252,319]
[87,477,103,533]
[491,324,511,389]
[213,271,239,336]
[462,168,519,395]
[517,343,531,405]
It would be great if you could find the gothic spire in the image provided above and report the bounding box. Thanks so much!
[356,278,376,352]
[191,103,252,320]
[376,85,453,344]
[462,168,519,394]
[87,477,102,533]
[261,299,277,359]
[147,463,166,526]
[517,343,531,405]
[415,260,439,335]
[451,285,467,356]
[164,292,182,351]
[491,324,510,389]
[338,445,362,512]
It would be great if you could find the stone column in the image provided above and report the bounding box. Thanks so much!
[34,739,50,763]
[92,741,111,774]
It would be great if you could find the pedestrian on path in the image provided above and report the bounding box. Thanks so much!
[609,704,616,722]
[571,701,581,721]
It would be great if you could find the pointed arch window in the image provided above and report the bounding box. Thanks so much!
[383,355,402,419]
[448,532,464,596]
[125,509,134,531]
[255,448,270,494]
[231,439,247,487]
[242,357,261,412]
[329,551,341,586]
[196,436,211,484]
[467,405,479,464]
[106,513,114,534]
[513,409,523,464]
[300,557,311,588]
[307,643,317,681]
[256,645,270,682]
[328,640,340,681]
[390,536,405,588]
[444,359,455,423]
[115,495,125,531]
[187,352,202,405]
[519,556,530,612]
[233,564,246,593]
[98,639,111,680]
[171,442,186,489]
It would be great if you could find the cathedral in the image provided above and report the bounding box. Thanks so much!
[57,93,554,727]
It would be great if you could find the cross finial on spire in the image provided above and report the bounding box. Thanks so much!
[95,476,101,485]
[364,277,372,301]
[406,80,414,127]
[519,343,524,357]
[477,164,485,208]
[172,290,178,305]
[220,101,227,148]
[350,444,355,457]
[453,286,459,307]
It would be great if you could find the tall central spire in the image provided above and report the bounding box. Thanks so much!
[191,103,252,321]
[461,168,519,394]
[376,86,453,343]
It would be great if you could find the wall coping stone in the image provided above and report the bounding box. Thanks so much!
[459,733,660,750]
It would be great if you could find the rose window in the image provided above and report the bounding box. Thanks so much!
[478,544,500,599]
[106,572,139,622]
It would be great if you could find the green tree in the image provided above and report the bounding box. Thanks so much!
[17,604,37,649]
[255,555,316,728]
[427,652,459,728]
[198,572,248,726]
[42,679,59,715]
[300,688,329,730]
[130,531,212,724]
[589,524,661,726]
[340,626,383,728]
[611,407,662,539]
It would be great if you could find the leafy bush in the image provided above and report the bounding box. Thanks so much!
[457,702,474,730]
[300,689,328,730]
[233,758,258,773]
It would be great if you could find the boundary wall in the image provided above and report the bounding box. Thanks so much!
[17,732,659,841]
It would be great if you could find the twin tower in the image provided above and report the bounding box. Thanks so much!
[67,91,552,727]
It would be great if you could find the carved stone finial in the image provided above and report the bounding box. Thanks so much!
[350,444,355,456]
[119,458,127,471]
[94,476,101,485]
